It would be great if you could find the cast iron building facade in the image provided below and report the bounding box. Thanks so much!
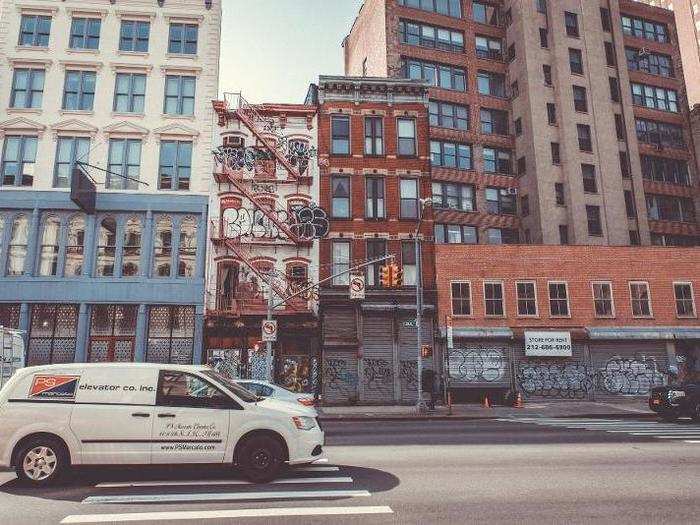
[0,0,221,364]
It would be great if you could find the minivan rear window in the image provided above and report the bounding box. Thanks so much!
[201,370,259,403]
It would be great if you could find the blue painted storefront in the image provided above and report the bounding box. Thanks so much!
[0,190,208,364]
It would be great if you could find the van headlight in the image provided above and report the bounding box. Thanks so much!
[292,416,317,430]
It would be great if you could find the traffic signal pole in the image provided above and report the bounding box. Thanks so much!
[415,199,431,413]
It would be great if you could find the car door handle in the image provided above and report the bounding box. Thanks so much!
[132,412,150,418]
[158,413,176,418]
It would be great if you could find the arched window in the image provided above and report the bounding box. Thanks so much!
[38,214,61,276]
[178,216,197,277]
[7,214,29,276]
[96,216,117,277]
[122,216,141,276]
[153,216,173,277]
[64,214,85,277]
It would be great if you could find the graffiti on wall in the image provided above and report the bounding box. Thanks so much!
[207,348,267,380]
[212,140,317,177]
[278,355,314,393]
[399,360,418,393]
[596,357,666,395]
[323,358,357,396]
[222,204,329,241]
[448,348,509,383]
[363,358,393,396]
[517,362,593,399]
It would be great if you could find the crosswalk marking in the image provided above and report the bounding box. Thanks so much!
[685,440,700,444]
[95,477,353,488]
[61,505,394,524]
[83,489,372,505]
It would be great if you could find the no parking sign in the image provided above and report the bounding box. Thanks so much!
[261,320,278,342]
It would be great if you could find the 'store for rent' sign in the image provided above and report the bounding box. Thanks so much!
[524,331,572,357]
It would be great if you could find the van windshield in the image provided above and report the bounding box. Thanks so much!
[201,370,260,403]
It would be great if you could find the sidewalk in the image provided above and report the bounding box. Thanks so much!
[317,398,655,421]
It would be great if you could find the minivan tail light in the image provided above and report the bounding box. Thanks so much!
[298,398,315,406]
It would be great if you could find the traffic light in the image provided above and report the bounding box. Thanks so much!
[379,264,392,288]
[392,265,403,287]
[421,344,433,358]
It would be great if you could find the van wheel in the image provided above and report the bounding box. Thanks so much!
[15,437,68,486]
[238,435,283,484]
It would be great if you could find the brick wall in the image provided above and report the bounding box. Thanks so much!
[344,0,388,76]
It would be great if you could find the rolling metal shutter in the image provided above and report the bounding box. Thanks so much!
[448,340,513,388]
[589,342,669,398]
[322,350,358,405]
[360,315,395,404]
[516,343,591,400]
[322,307,356,345]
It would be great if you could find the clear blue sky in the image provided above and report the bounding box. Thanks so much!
[219,0,364,104]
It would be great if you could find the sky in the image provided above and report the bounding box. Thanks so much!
[219,0,365,104]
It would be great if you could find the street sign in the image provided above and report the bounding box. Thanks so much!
[403,318,417,328]
[446,316,454,349]
[349,274,365,300]
[261,320,277,342]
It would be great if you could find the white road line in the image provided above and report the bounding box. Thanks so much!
[95,477,353,488]
[0,472,16,487]
[684,440,700,444]
[652,435,700,439]
[61,505,394,524]
[83,489,372,505]
[296,466,340,472]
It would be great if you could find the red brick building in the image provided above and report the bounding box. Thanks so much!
[435,244,700,401]
[308,76,436,404]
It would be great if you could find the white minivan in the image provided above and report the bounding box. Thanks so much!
[0,363,324,486]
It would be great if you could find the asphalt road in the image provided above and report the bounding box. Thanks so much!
[2,417,700,524]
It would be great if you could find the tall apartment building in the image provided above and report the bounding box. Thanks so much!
[344,0,699,247]
[206,95,321,393]
[639,0,700,106]
[0,0,221,365]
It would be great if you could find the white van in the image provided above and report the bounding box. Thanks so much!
[0,363,324,486]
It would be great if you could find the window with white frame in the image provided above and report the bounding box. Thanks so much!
[484,281,504,316]
[401,241,417,286]
[399,178,419,218]
[6,215,29,276]
[397,118,417,156]
[548,282,569,316]
[673,282,695,318]
[629,281,652,317]
[331,241,350,286]
[331,175,351,218]
[592,281,614,317]
[451,281,471,316]
[365,177,385,218]
[37,215,61,277]
[516,281,537,316]
[364,116,383,155]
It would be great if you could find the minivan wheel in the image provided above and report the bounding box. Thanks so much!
[15,437,68,486]
[238,435,283,484]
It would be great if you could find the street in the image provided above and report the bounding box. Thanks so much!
[1,417,700,524]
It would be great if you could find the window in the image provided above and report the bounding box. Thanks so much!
[487,228,519,244]
[609,77,620,102]
[397,118,417,156]
[635,118,685,148]
[548,282,569,316]
[542,65,552,87]
[622,16,668,43]
[475,35,502,60]
[107,139,142,190]
[559,225,569,245]
[604,42,616,66]
[397,0,462,18]
[506,43,515,62]
[514,118,522,136]
[119,20,149,52]
[592,282,614,317]
[600,8,612,32]
[178,216,197,278]
[401,241,417,286]
[586,205,602,236]
[572,85,587,112]
[114,73,146,113]
[619,152,630,178]
[365,177,385,218]
[39,215,61,277]
[674,283,696,318]
[555,183,565,206]
[630,282,652,317]
[400,178,419,218]
[168,23,198,54]
[510,80,519,98]
[159,141,192,190]
[19,15,51,47]
[1,136,37,187]
[641,156,690,186]
[69,17,101,49]
[548,143,560,165]
[629,230,640,246]
[164,75,195,115]
[482,147,511,174]
[569,48,583,74]
[581,164,597,193]
[624,190,636,218]
[429,100,469,130]
[88,304,138,362]
[577,124,592,151]
[402,59,466,91]
[54,136,90,188]
[399,20,464,52]
[521,195,530,216]
[366,239,386,287]
[364,116,383,155]
[473,2,499,26]
[646,194,696,222]
[65,215,85,277]
[486,187,516,215]
[146,306,195,364]
[10,69,44,109]
[480,108,508,134]
[626,48,673,77]
[331,241,350,286]
[536,0,547,14]
[631,83,678,113]
[153,216,173,277]
[484,281,505,316]
[476,71,506,97]
[96,217,117,277]
[651,234,699,247]
[516,282,537,316]
[331,115,350,155]
[546,103,556,124]
[451,282,471,315]
[157,370,232,408]
[434,224,478,244]
[517,156,527,175]
[539,28,548,48]
[27,304,78,365]
[331,175,350,218]
[430,141,472,169]
[62,70,96,111]
[122,217,141,277]
[6,215,28,276]
[432,181,475,211]
[564,12,579,37]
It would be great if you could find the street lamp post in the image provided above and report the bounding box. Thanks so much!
[415,198,431,413]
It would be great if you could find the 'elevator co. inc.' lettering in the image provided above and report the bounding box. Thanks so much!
[78,384,155,392]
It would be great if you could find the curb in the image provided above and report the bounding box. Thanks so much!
[318,412,657,422]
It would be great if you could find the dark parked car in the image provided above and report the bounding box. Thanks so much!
[649,382,700,421]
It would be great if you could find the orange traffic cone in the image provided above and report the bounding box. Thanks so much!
[514,392,524,408]
[482,395,491,409]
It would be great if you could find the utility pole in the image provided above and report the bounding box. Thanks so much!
[415,199,431,413]
[265,289,274,382]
